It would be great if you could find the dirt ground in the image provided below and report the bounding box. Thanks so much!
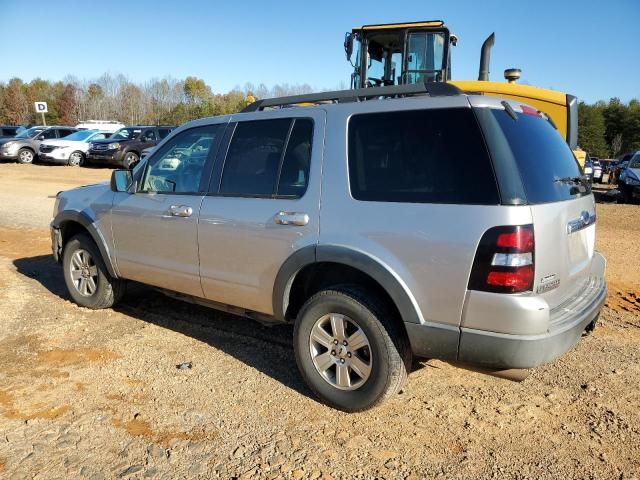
[0,163,638,480]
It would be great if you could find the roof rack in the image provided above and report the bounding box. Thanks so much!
[242,82,463,113]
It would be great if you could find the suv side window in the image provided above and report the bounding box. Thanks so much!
[41,129,57,140]
[158,128,172,139]
[141,129,157,142]
[219,118,313,198]
[57,129,75,138]
[348,108,499,204]
[141,125,221,194]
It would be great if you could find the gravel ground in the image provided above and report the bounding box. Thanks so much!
[0,163,638,479]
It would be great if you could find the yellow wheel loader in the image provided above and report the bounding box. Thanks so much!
[344,21,578,149]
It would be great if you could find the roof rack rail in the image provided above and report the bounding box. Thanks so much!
[242,82,463,113]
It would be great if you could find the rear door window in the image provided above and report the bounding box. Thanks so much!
[482,109,586,204]
[348,108,499,204]
[219,118,313,198]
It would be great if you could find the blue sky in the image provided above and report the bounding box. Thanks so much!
[0,0,638,103]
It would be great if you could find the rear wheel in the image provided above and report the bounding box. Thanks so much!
[621,184,633,204]
[68,151,85,167]
[17,148,34,164]
[293,285,411,412]
[62,233,125,309]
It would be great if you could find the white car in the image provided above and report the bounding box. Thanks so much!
[39,130,110,166]
[75,120,125,133]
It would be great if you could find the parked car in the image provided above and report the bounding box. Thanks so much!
[39,130,111,166]
[618,151,640,203]
[75,120,126,133]
[51,87,606,411]
[86,125,175,168]
[0,125,21,139]
[610,153,634,184]
[0,126,78,164]
[591,159,602,183]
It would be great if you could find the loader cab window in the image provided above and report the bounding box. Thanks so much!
[405,31,446,83]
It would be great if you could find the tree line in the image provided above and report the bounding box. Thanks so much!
[0,74,317,127]
[577,98,639,159]
[0,74,638,159]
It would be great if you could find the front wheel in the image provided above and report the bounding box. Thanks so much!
[62,233,125,309]
[122,152,139,169]
[17,148,35,164]
[68,151,85,166]
[294,286,411,412]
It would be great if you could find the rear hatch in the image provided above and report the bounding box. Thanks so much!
[473,99,596,310]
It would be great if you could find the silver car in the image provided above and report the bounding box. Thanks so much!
[51,85,606,411]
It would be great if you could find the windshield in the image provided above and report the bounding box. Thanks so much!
[63,130,98,142]
[15,127,45,139]
[111,128,141,140]
[629,153,640,169]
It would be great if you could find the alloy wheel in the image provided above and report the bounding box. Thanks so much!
[69,249,98,297]
[309,313,372,390]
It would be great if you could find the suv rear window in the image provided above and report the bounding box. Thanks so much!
[348,108,499,204]
[482,109,586,204]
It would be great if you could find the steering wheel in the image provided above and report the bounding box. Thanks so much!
[367,77,383,87]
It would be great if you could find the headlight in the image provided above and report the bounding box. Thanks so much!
[2,141,16,149]
[111,143,121,150]
[627,177,640,186]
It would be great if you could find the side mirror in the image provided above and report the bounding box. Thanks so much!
[344,32,354,62]
[111,169,133,193]
[37,135,45,140]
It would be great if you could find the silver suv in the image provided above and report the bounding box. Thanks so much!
[51,85,607,411]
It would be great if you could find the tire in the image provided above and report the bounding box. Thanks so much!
[293,285,411,412]
[62,233,125,309]
[17,148,35,164]
[68,151,85,167]
[122,152,139,169]
[621,184,632,204]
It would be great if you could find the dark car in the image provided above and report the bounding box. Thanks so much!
[0,125,20,139]
[0,126,78,164]
[86,125,175,168]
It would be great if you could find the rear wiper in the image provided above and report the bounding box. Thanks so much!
[555,175,588,185]
[555,175,588,194]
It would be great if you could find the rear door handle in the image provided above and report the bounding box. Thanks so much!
[275,211,309,226]
[168,205,193,217]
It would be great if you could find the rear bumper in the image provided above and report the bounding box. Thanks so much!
[457,252,607,369]
[407,252,607,369]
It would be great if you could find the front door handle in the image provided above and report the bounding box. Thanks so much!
[168,205,193,217]
[275,211,309,226]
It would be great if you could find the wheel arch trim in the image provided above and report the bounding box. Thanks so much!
[272,244,424,325]
[51,210,118,278]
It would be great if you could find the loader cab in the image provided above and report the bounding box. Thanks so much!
[345,21,453,89]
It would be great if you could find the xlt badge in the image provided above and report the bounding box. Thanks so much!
[537,274,560,294]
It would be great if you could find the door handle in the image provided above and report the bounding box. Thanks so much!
[275,211,309,226]
[168,205,193,217]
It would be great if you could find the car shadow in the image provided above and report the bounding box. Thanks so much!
[13,254,313,399]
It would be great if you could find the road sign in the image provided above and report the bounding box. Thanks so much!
[34,102,48,113]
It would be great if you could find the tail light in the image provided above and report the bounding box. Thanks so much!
[468,225,535,294]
